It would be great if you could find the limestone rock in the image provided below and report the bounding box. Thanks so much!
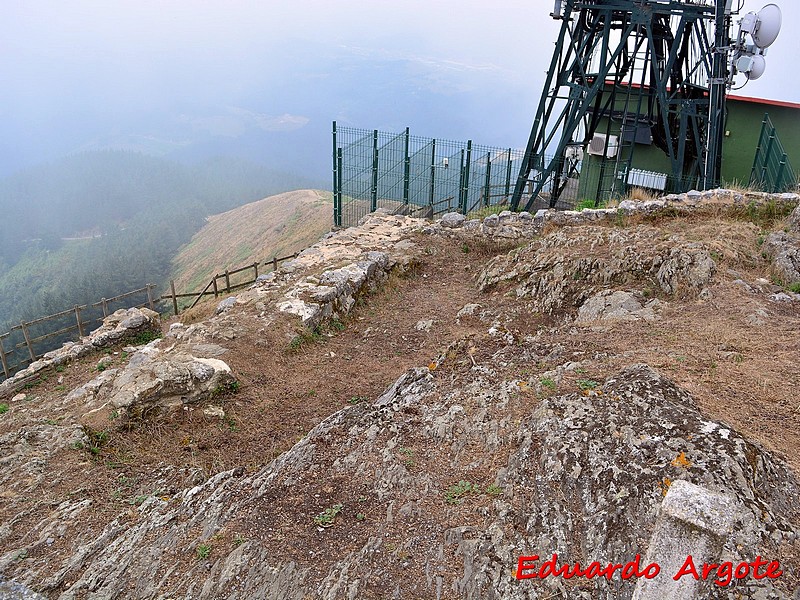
[440,212,466,229]
[16,365,796,599]
[65,368,119,407]
[215,297,238,314]
[96,346,235,420]
[456,303,481,318]
[278,251,394,329]
[575,290,662,324]
[0,307,160,400]
[483,214,499,228]
[762,232,800,286]
[655,244,716,295]
[0,579,48,600]
[478,225,716,314]
[787,203,800,234]
[415,319,433,332]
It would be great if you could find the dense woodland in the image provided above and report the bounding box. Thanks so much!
[0,150,322,333]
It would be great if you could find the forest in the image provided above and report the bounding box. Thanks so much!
[0,150,323,333]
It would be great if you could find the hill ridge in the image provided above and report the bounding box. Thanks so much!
[170,189,332,293]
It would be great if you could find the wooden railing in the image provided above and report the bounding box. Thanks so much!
[0,285,156,381]
[164,252,299,315]
[0,252,302,382]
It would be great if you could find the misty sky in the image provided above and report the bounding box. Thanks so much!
[1,0,797,179]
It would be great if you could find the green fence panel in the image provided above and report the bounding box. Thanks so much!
[333,124,526,227]
[750,114,797,193]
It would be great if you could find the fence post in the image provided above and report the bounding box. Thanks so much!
[760,131,776,186]
[403,127,411,206]
[213,277,219,298]
[170,280,179,316]
[333,120,338,225]
[336,148,343,226]
[146,285,155,311]
[20,322,35,362]
[775,155,788,193]
[0,337,9,380]
[371,130,379,212]
[101,298,108,317]
[224,269,231,293]
[253,262,259,281]
[484,152,492,208]
[429,139,437,209]
[462,141,472,214]
[505,148,513,203]
[273,256,278,272]
[75,305,85,337]
[750,114,769,187]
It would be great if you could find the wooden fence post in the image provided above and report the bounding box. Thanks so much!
[224,269,231,293]
[272,256,278,271]
[189,278,215,310]
[253,262,259,280]
[75,305,85,337]
[101,298,109,317]
[170,280,179,316]
[20,322,35,362]
[0,337,9,379]
[213,278,219,298]
[146,284,155,311]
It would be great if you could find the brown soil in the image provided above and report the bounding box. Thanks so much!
[2,213,799,596]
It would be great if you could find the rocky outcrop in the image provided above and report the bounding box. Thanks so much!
[63,341,235,421]
[477,225,716,315]
[575,290,663,325]
[7,361,796,599]
[0,308,161,401]
[277,251,402,329]
[787,203,800,234]
[761,230,800,286]
[432,190,800,241]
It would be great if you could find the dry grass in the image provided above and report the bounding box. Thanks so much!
[621,187,660,202]
[170,190,332,293]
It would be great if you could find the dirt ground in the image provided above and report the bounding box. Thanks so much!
[1,212,799,594]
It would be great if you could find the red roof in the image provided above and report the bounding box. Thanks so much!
[726,94,800,110]
[601,79,800,110]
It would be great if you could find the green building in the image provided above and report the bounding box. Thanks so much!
[577,92,799,202]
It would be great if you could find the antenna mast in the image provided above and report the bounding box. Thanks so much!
[511,0,736,211]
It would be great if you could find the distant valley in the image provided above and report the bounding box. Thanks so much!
[0,150,325,332]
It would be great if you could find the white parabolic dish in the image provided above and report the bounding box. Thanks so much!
[753,4,782,48]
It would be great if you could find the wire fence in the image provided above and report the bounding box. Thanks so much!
[750,113,797,194]
[331,123,720,224]
[332,124,526,227]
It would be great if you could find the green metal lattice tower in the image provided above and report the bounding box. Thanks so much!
[511,0,733,210]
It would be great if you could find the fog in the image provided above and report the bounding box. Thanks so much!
[3,0,795,180]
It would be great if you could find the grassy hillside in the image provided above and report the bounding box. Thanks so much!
[170,190,333,293]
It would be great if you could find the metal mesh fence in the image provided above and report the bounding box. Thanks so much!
[333,124,525,227]
[750,114,797,194]
[332,123,727,225]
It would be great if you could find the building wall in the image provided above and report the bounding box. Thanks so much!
[722,100,799,185]
[580,96,798,199]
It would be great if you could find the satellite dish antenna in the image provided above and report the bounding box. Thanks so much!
[752,4,782,48]
[728,3,782,87]
[748,55,767,80]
